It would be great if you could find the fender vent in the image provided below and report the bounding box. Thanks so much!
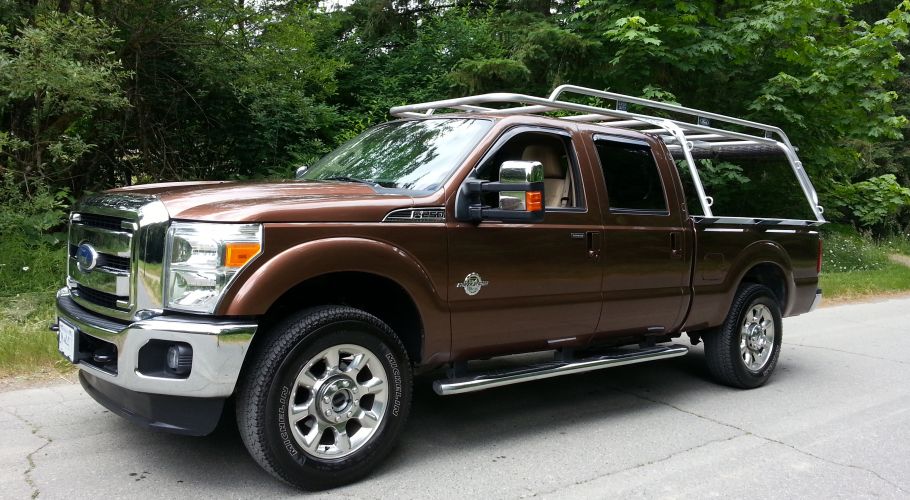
[383,207,446,223]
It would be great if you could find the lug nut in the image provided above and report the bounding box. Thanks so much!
[347,411,352,417]
[352,387,358,393]
[323,396,330,403]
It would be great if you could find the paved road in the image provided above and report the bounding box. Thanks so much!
[2,297,910,499]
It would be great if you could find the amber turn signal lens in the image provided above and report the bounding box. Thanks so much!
[224,242,261,267]
[526,191,543,212]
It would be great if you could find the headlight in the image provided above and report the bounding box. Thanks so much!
[164,222,262,314]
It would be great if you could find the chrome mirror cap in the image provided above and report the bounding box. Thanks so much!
[499,160,543,183]
[499,161,543,211]
[295,165,309,179]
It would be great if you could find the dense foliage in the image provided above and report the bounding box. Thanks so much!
[0,0,909,232]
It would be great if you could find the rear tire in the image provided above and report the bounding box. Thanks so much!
[704,283,782,389]
[236,306,412,490]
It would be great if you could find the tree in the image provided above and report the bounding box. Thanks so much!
[0,11,127,193]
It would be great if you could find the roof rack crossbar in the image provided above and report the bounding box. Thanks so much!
[548,85,794,149]
[390,89,790,149]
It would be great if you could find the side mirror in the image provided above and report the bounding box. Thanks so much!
[295,165,309,179]
[455,160,545,223]
[498,161,545,212]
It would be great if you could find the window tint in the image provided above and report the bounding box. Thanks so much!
[672,147,816,220]
[594,139,667,211]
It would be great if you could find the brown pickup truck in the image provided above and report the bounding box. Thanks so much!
[55,85,825,490]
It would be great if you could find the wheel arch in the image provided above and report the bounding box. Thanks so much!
[727,240,796,315]
[223,237,451,368]
[253,271,425,365]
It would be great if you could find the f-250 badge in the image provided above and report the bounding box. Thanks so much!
[457,272,489,296]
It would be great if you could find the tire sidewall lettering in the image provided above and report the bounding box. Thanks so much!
[277,384,300,459]
[385,352,403,417]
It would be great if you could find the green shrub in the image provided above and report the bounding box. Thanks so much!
[820,224,889,273]
[0,175,68,296]
[829,175,910,231]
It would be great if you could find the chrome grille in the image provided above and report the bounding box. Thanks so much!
[74,212,134,232]
[69,245,130,272]
[67,193,169,321]
[72,286,127,310]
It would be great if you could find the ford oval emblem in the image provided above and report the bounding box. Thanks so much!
[76,243,99,273]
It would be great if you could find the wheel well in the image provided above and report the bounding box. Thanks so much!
[253,272,424,364]
[741,263,787,309]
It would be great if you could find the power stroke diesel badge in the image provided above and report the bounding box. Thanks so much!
[456,272,489,296]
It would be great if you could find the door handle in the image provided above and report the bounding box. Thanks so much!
[586,231,602,262]
[670,232,683,259]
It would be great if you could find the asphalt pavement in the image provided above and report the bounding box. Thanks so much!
[2,296,909,499]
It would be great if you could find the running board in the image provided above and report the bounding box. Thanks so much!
[433,344,689,396]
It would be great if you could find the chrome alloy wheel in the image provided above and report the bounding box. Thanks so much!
[740,304,775,372]
[287,344,389,459]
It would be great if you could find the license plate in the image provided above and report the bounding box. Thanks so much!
[57,319,78,363]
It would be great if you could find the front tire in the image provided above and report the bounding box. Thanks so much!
[236,306,412,490]
[704,283,782,389]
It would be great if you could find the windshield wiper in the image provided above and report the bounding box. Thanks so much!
[322,176,379,186]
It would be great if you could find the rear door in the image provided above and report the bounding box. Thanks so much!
[446,126,604,359]
[587,133,692,338]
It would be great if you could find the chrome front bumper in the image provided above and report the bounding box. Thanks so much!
[56,287,256,398]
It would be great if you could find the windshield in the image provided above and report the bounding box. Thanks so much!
[301,118,493,193]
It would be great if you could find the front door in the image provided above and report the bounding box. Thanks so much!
[447,127,604,360]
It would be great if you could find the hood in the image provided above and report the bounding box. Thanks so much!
[111,180,416,222]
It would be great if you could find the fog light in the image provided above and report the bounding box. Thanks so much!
[166,343,193,376]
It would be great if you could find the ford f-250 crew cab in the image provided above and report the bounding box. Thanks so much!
[54,85,825,490]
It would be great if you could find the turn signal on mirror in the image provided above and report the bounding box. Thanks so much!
[526,191,543,212]
[224,242,261,267]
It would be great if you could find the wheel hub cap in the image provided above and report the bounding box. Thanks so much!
[747,324,765,350]
[316,376,357,421]
[740,304,775,372]
[286,344,390,459]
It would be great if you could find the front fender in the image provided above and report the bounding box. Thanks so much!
[217,236,451,363]
[222,237,442,316]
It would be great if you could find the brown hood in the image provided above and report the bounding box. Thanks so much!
[112,180,415,222]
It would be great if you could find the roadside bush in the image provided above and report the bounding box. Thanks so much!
[821,224,889,273]
[828,175,910,232]
[0,175,68,295]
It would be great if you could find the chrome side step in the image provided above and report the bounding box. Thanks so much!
[433,344,689,396]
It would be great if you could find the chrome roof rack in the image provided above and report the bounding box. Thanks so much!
[390,84,825,224]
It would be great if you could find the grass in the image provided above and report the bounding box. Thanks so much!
[820,260,910,302]
[819,224,910,300]
[0,292,70,378]
[0,238,68,379]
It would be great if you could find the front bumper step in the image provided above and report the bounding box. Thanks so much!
[433,344,689,396]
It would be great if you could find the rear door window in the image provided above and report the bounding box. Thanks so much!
[593,137,667,213]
